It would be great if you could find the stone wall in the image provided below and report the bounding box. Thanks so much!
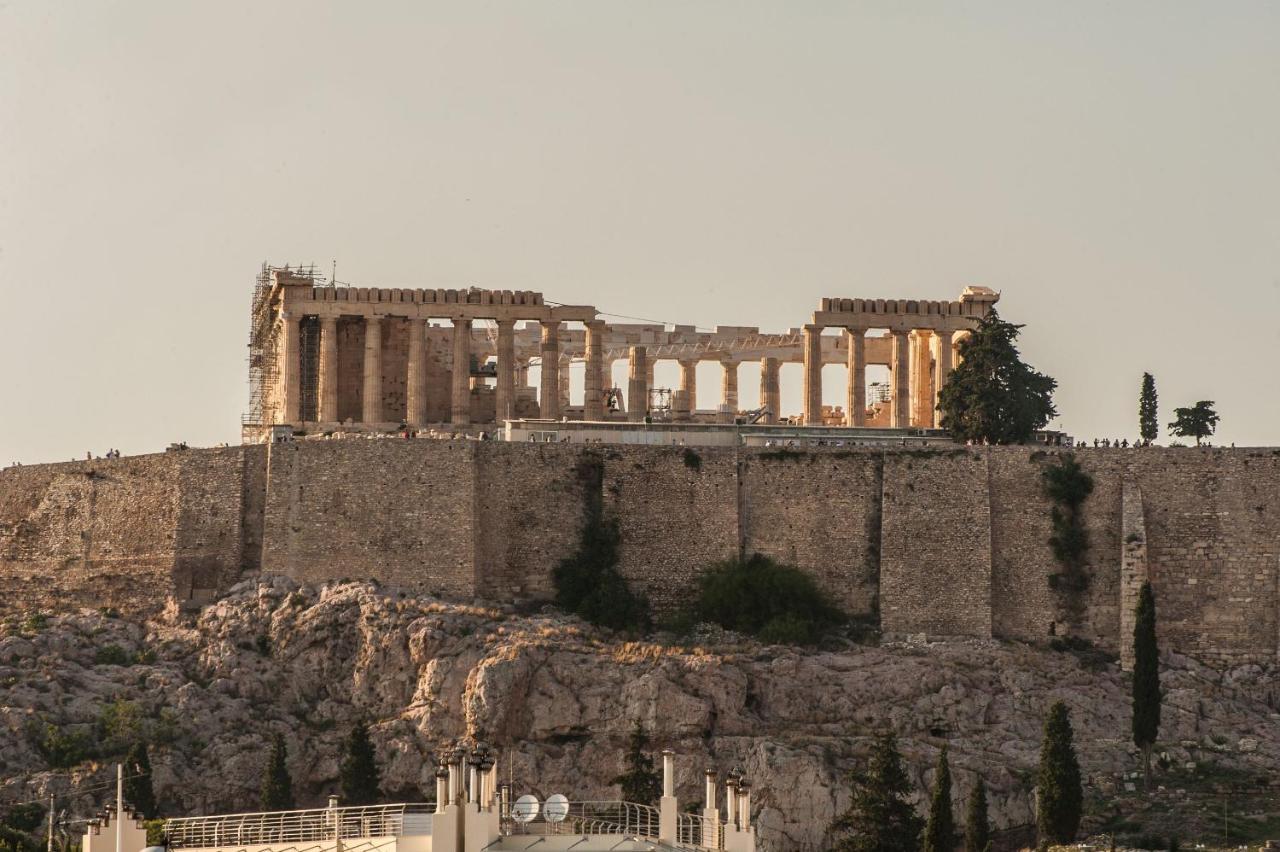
[0,449,257,617]
[739,449,882,618]
[880,450,993,637]
[259,439,476,597]
[3,442,1277,664]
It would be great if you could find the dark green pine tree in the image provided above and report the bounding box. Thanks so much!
[936,309,1058,445]
[611,721,662,806]
[831,732,924,852]
[260,734,295,811]
[1036,702,1082,845]
[963,779,990,852]
[123,741,158,819]
[340,721,383,806]
[923,745,956,852]
[1132,581,1161,789]
[1138,373,1158,443]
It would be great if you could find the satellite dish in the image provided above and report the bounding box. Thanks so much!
[544,794,569,823]
[512,795,540,823]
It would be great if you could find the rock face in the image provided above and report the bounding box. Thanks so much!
[1,580,1277,851]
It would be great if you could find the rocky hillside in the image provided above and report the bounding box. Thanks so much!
[1,580,1277,851]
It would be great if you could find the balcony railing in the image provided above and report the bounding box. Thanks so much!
[165,804,434,849]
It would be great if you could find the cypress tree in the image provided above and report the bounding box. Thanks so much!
[1131,581,1161,789]
[340,720,382,806]
[923,745,956,852]
[1138,374,1158,443]
[963,779,990,852]
[611,720,662,806]
[1036,702,1082,845]
[123,741,158,819]
[260,734,295,811]
[831,732,923,852]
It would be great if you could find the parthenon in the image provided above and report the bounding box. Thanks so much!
[245,265,1000,440]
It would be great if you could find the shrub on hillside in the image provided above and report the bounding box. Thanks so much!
[684,554,844,645]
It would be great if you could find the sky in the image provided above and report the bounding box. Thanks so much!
[2,1,1278,463]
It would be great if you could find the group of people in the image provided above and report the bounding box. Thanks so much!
[1085,438,1150,448]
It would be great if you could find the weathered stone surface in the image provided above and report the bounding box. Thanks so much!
[2,444,1278,663]
[1,581,1278,852]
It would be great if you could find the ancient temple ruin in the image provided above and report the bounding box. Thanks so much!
[244,264,999,441]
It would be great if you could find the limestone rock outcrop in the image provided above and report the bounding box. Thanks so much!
[1,580,1277,851]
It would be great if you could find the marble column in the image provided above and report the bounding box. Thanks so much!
[802,324,822,425]
[281,311,301,424]
[891,329,910,428]
[451,318,472,425]
[361,315,382,424]
[318,315,339,423]
[911,330,934,428]
[846,329,865,427]
[627,346,648,422]
[406,318,428,426]
[584,321,605,421]
[558,360,571,411]
[760,357,780,424]
[934,329,955,419]
[677,359,698,418]
[539,321,560,419]
[495,319,516,423]
[720,359,738,423]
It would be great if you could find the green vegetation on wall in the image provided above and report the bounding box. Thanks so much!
[552,456,652,633]
[1041,454,1094,622]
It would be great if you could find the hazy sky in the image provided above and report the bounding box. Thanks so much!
[3,1,1278,462]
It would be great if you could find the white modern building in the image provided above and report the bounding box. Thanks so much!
[152,750,753,852]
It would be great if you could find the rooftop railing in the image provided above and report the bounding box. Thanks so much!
[165,804,434,850]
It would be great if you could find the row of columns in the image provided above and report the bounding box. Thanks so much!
[284,314,595,427]
[616,347,785,424]
[802,325,956,428]
[283,312,960,429]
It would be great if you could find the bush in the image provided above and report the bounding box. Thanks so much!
[94,645,131,666]
[685,554,844,645]
[30,721,92,769]
[97,698,144,756]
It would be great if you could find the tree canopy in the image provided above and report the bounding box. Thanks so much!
[922,745,956,852]
[611,721,663,806]
[937,309,1057,444]
[260,734,295,811]
[963,779,990,852]
[1036,702,1082,844]
[1138,373,1158,443]
[1168,401,1219,446]
[831,733,923,852]
[340,720,383,806]
[124,741,158,819]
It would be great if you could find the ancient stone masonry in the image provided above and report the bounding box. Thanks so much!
[244,265,1000,438]
[2,444,1277,665]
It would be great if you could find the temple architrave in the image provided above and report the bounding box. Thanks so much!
[245,265,999,440]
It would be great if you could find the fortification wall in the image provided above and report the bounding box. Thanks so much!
[473,443,588,601]
[0,448,256,617]
[738,450,882,618]
[603,446,740,612]
[259,439,476,597]
[2,442,1276,664]
[880,450,994,637]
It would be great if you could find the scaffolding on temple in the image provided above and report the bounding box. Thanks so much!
[244,262,324,441]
